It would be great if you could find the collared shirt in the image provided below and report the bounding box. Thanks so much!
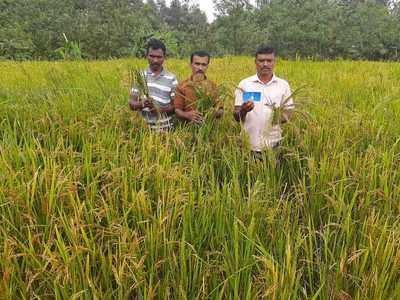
[131,67,178,131]
[234,74,294,151]
[174,75,220,112]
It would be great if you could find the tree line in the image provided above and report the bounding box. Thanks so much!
[1,0,399,60]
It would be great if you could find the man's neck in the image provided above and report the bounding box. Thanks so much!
[191,73,207,82]
[150,67,162,76]
[257,73,273,84]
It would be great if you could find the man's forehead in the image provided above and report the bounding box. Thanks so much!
[148,48,164,56]
[192,55,209,63]
[256,53,275,60]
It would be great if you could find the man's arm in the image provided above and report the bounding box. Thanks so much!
[174,97,204,123]
[162,76,178,115]
[234,102,254,122]
[234,106,243,122]
[175,108,204,124]
[129,93,156,113]
[174,84,204,124]
[160,104,174,115]
[233,83,250,122]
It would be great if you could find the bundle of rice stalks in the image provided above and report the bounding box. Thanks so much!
[266,85,306,127]
[191,74,219,121]
[128,68,149,98]
[127,67,161,117]
[183,74,221,142]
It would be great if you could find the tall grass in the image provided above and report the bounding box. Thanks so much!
[0,58,399,299]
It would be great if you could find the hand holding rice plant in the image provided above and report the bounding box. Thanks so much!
[267,95,292,126]
[266,85,306,126]
[190,78,219,124]
[128,67,159,115]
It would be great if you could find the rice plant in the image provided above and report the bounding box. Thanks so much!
[0,57,399,299]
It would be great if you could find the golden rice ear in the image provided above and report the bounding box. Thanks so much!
[281,84,308,106]
[120,70,132,89]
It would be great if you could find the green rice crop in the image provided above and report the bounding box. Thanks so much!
[0,58,399,299]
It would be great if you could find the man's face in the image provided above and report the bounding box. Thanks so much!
[147,48,165,72]
[190,55,209,77]
[255,53,276,77]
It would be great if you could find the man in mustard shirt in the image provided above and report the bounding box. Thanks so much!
[174,50,223,123]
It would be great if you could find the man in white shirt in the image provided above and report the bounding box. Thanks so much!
[234,46,294,154]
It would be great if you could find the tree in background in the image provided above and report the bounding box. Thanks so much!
[0,0,399,60]
[213,0,400,60]
[210,0,267,55]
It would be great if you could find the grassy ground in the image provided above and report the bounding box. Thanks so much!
[0,57,399,299]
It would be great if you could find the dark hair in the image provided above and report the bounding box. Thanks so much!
[190,50,211,63]
[255,46,275,57]
[146,38,166,56]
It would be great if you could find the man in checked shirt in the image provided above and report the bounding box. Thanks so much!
[129,39,178,132]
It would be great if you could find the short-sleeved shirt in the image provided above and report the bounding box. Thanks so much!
[131,67,178,131]
[234,74,294,151]
[174,76,220,112]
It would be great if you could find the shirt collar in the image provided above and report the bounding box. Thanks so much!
[252,74,277,85]
[190,73,208,81]
[147,67,165,77]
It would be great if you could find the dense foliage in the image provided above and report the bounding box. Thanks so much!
[0,58,400,298]
[1,0,400,60]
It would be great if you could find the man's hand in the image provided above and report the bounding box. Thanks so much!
[175,107,204,123]
[142,98,158,114]
[241,101,254,114]
[280,109,292,124]
[214,108,224,119]
[184,110,204,124]
[234,101,254,122]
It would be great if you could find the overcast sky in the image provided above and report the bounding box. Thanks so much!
[191,0,218,22]
[164,0,256,23]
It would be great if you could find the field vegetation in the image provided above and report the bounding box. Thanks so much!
[0,57,400,299]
